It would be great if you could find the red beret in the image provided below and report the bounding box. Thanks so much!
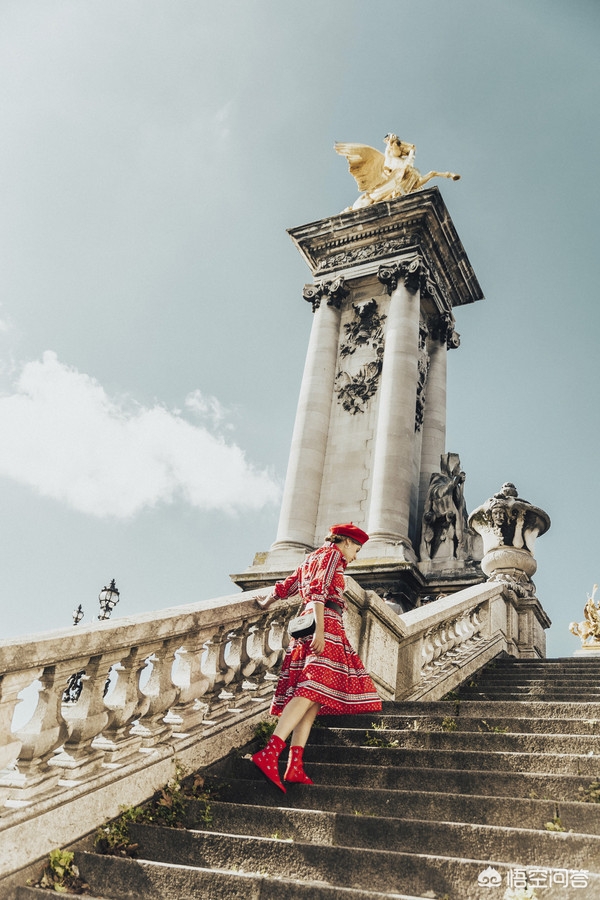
[330,523,369,545]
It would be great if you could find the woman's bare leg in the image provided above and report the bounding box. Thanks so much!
[273,696,320,744]
[290,702,321,747]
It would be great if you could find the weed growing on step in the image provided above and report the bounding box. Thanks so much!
[579,780,600,803]
[441,716,457,732]
[94,804,146,856]
[253,718,276,748]
[94,762,220,856]
[544,815,566,832]
[441,692,461,716]
[441,690,460,701]
[365,729,399,748]
[544,803,570,833]
[32,848,89,894]
[479,719,509,733]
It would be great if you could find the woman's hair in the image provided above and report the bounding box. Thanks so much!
[325,533,345,544]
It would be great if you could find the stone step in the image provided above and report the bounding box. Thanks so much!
[228,757,599,802]
[489,659,600,667]
[201,778,600,833]
[467,669,600,690]
[470,675,600,685]
[66,851,429,900]
[454,690,600,709]
[120,823,600,900]
[311,725,600,755]
[200,800,600,868]
[319,713,600,735]
[13,891,110,900]
[376,700,600,718]
[300,743,600,777]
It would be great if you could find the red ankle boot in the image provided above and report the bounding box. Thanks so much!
[284,745,314,784]
[252,734,287,792]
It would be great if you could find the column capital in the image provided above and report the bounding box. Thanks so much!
[377,256,432,296]
[302,276,349,312]
[427,311,461,349]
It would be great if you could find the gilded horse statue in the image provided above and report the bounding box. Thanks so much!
[335,133,460,210]
[570,584,600,646]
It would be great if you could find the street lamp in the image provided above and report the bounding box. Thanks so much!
[98,579,120,620]
[72,604,84,625]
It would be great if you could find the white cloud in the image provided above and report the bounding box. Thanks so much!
[185,388,229,426]
[0,351,280,518]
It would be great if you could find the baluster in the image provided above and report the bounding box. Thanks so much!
[470,607,484,641]
[221,626,246,704]
[132,638,181,748]
[92,644,158,763]
[242,613,284,684]
[444,619,462,658]
[431,626,444,665]
[167,630,213,735]
[198,627,239,721]
[0,669,39,804]
[264,610,289,673]
[50,650,123,779]
[7,660,76,803]
[421,629,436,675]
[457,612,473,647]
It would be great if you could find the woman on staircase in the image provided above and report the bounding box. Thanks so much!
[253,523,382,792]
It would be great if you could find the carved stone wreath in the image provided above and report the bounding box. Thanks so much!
[335,300,386,414]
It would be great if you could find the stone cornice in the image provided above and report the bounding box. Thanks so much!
[287,187,483,309]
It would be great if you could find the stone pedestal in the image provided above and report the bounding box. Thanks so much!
[232,188,483,602]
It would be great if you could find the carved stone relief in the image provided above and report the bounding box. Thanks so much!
[334,299,386,415]
[316,235,414,274]
[415,322,430,432]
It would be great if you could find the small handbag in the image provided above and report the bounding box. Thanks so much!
[287,604,315,639]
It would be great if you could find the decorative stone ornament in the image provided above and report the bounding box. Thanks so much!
[468,484,551,597]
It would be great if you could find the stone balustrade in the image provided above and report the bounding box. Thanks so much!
[0,576,548,885]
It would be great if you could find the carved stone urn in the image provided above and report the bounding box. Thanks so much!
[468,483,551,587]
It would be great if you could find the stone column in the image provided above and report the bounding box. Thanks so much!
[270,279,347,553]
[417,313,457,528]
[366,261,421,556]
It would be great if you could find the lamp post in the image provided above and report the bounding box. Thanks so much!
[98,579,120,620]
[64,581,121,703]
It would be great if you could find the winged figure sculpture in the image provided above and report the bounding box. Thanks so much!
[335,133,460,211]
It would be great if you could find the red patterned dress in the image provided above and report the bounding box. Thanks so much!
[270,543,382,717]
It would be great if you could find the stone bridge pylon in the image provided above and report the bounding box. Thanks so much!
[232,187,485,608]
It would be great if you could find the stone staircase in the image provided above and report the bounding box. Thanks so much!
[11,657,600,899]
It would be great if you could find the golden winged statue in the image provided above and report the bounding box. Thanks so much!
[335,133,460,211]
[570,584,600,647]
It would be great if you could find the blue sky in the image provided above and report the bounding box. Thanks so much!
[0,0,598,657]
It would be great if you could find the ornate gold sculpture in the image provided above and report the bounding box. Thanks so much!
[570,585,600,647]
[335,133,460,211]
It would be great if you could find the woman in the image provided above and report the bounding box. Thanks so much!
[253,523,382,792]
